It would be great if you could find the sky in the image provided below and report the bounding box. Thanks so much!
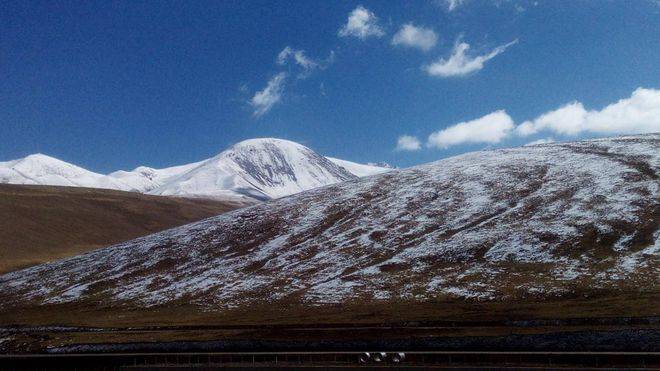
[1,0,659,173]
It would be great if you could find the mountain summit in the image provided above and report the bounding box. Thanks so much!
[152,138,358,200]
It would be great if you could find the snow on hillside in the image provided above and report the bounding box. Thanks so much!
[326,157,392,177]
[1,134,657,309]
[148,138,359,200]
[0,154,132,191]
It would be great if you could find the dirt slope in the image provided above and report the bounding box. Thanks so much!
[0,184,250,273]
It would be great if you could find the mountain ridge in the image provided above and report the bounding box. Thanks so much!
[0,153,133,191]
[0,138,391,201]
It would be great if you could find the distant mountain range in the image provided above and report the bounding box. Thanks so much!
[0,138,391,201]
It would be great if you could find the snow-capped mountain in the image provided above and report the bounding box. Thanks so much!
[108,161,205,193]
[0,154,132,191]
[0,139,391,201]
[151,138,358,200]
[2,134,657,310]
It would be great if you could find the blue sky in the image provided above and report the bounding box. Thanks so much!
[2,0,659,172]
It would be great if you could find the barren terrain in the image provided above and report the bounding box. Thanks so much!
[0,184,249,273]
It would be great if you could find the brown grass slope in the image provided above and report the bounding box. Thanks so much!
[0,184,249,273]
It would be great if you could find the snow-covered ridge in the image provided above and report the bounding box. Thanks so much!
[0,154,132,191]
[0,138,391,201]
[1,134,657,309]
[108,161,205,193]
[326,157,392,177]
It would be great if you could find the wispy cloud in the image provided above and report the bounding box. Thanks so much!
[250,72,287,117]
[395,135,422,151]
[517,88,660,137]
[276,46,334,79]
[427,110,514,148]
[250,47,335,117]
[338,6,385,40]
[444,0,467,12]
[277,47,318,71]
[425,39,518,77]
[391,24,438,51]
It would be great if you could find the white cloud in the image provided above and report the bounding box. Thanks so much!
[276,47,334,79]
[416,88,659,151]
[524,138,555,146]
[516,102,586,136]
[391,24,438,51]
[277,47,318,71]
[395,135,422,151]
[250,72,287,117]
[338,6,385,40]
[427,110,514,148]
[445,0,467,11]
[425,39,518,77]
[516,88,660,136]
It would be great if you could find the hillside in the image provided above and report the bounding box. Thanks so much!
[0,134,658,352]
[0,184,250,274]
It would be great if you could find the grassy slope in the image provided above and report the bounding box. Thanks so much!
[0,184,249,274]
[2,292,658,352]
[4,291,659,328]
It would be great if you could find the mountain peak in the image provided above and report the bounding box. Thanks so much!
[229,137,304,149]
[155,137,358,200]
[18,153,75,168]
[22,153,57,161]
